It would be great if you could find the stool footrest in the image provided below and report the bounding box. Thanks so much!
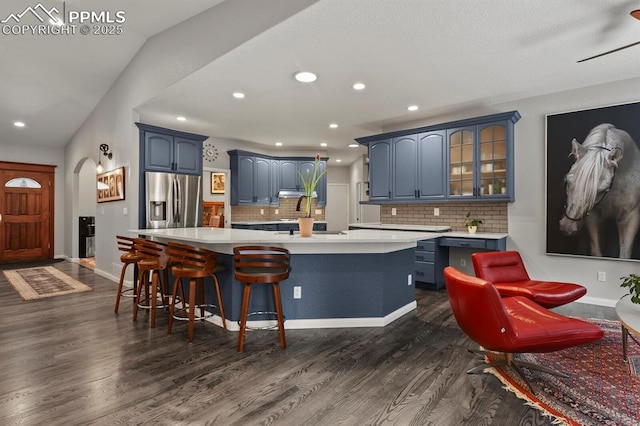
[136,295,169,310]
[240,311,286,330]
[171,303,222,322]
[119,288,136,298]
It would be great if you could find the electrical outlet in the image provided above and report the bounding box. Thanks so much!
[260,209,264,215]
[315,209,322,215]
[275,209,279,215]
[460,259,466,267]
[434,208,439,216]
[408,274,412,286]
[293,286,302,299]
[122,207,128,216]
[597,271,606,282]
[391,208,397,216]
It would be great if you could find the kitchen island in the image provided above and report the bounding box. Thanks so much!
[130,228,439,329]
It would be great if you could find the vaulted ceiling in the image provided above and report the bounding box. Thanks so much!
[3,0,640,166]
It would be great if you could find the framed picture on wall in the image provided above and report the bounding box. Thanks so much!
[546,101,640,261]
[97,167,125,203]
[211,172,225,194]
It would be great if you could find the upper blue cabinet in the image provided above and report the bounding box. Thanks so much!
[136,123,207,175]
[356,111,520,203]
[228,151,328,207]
[229,152,272,206]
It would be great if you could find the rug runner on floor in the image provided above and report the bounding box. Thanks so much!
[2,266,92,301]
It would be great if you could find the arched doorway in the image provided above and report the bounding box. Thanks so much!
[72,157,97,262]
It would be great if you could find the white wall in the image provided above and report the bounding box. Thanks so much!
[385,77,640,306]
[62,0,319,277]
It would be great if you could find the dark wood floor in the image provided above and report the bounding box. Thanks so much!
[0,261,615,425]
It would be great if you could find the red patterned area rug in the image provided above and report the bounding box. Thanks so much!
[488,318,640,426]
[2,266,92,301]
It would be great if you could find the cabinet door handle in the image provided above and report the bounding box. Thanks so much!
[388,191,391,198]
[417,189,420,198]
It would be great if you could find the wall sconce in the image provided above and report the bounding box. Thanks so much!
[96,143,112,173]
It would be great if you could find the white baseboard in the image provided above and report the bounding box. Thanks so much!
[575,295,617,308]
[212,300,418,331]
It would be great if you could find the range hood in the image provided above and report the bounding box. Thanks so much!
[277,190,317,198]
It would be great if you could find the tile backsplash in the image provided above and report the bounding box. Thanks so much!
[380,201,508,233]
[231,198,325,222]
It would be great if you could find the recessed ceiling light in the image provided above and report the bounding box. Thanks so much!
[294,71,317,83]
[352,82,366,90]
[407,105,419,112]
[329,123,338,129]
[232,92,245,99]
[13,121,25,128]
[348,143,359,148]
[335,159,342,163]
[275,142,283,146]
[320,142,328,147]
[176,116,187,121]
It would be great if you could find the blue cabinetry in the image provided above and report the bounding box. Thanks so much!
[369,139,392,200]
[137,123,206,175]
[229,152,272,205]
[270,159,280,206]
[414,236,507,290]
[448,120,515,201]
[392,131,446,201]
[230,151,327,207]
[357,111,519,204]
[279,159,327,205]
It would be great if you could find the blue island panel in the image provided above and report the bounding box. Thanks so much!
[208,248,416,324]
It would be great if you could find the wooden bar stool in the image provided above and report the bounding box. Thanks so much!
[114,235,142,313]
[132,238,169,328]
[233,246,290,352]
[167,242,227,342]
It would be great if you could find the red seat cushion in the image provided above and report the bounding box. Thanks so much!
[472,251,587,308]
[499,296,603,353]
[495,280,587,308]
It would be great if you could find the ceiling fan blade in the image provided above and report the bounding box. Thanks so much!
[577,40,640,62]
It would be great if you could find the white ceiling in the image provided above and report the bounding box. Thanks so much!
[4,0,640,166]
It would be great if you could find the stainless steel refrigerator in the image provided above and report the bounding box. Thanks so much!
[145,172,202,229]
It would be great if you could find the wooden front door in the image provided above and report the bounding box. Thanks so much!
[0,161,56,263]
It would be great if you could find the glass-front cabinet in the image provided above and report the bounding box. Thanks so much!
[448,127,475,197]
[356,110,519,203]
[448,122,510,199]
[478,123,508,197]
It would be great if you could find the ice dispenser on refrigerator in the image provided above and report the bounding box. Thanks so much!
[145,172,202,229]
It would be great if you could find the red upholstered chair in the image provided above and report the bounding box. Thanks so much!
[444,266,603,392]
[471,251,587,308]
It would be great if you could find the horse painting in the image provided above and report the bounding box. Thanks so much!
[559,123,640,258]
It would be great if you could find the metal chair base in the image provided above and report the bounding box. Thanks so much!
[466,349,569,394]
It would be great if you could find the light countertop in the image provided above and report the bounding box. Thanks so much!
[130,227,431,254]
[348,222,451,232]
[231,220,327,225]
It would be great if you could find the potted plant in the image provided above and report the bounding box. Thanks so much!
[620,273,640,304]
[464,211,483,233]
[295,154,327,237]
